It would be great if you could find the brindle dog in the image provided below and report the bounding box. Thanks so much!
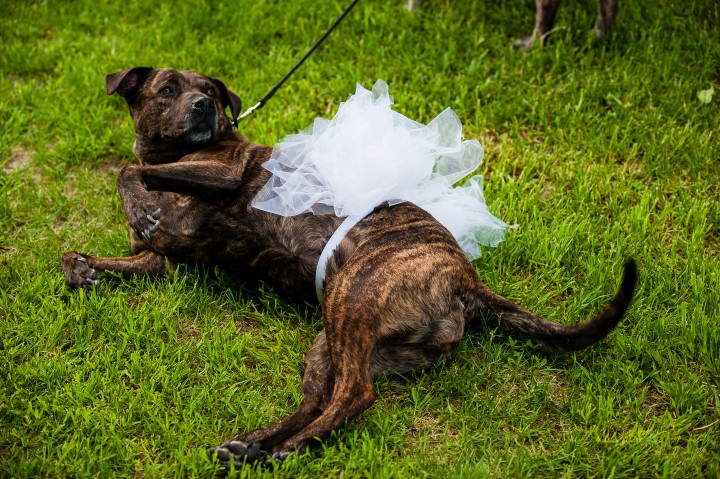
[61,67,637,467]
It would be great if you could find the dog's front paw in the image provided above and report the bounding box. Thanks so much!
[61,252,98,291]
[208,440,263,468]
[129,206,161,242]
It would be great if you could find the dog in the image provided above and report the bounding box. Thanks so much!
[406,0,619,51]
[62,67,637,467]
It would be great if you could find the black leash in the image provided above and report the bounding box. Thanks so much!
[237,0,361,122]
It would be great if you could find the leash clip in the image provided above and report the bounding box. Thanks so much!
[237,101,263,122]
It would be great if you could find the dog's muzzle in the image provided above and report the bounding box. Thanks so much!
[187,96,218,142]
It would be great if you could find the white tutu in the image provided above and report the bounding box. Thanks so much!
[252,80,510,260]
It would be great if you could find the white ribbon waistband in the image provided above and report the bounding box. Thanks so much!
[315,211,371,302]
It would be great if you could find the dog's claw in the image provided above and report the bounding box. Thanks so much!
[266,450,291,467]
[146,210,161,229]
[143,209,161,240]
[131,206,161,242]
[148,221,160,235]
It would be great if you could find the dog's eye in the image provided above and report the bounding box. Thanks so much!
[205,87,215,96]
[160,86,174,96]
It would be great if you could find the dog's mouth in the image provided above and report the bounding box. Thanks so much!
[187,119,215,142]
[160,113,218,144]
[187,97,220,141]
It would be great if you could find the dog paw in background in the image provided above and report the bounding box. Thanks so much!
[513,0,619,51]
[406,0,619,51]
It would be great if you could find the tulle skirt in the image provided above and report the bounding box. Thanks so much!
[252,80,510,260]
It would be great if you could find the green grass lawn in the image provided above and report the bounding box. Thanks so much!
[1,0,718,477]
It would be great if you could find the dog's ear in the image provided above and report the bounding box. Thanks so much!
[210,77,242,128]
[106,67,154,100]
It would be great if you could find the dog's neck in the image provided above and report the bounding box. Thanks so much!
[133,130,244,165]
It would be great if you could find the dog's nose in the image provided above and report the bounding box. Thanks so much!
[193,97,211,111]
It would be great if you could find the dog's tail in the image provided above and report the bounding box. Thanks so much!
[477,259,637,353]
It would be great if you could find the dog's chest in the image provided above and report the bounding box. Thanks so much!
[149,191,249,260]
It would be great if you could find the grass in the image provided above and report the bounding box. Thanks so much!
[1,0,719,477]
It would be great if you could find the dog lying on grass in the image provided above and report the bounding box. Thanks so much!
[62,67,636,467]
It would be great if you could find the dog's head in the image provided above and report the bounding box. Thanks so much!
[107,67,242,164]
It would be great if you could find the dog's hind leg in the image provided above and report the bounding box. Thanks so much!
[262,299,467,463]
[266,352,377,465]
[262,296,382,465]
[209,330,337,466]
